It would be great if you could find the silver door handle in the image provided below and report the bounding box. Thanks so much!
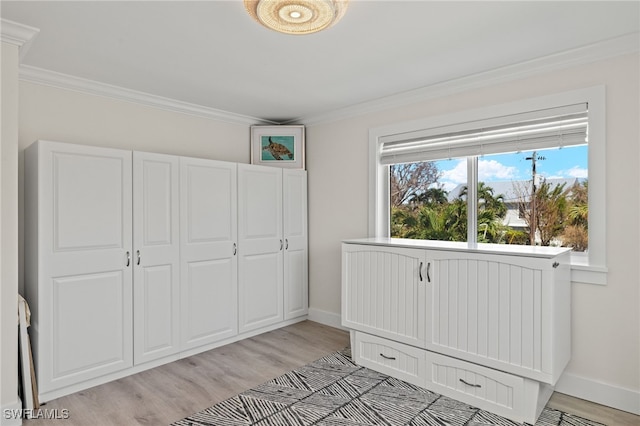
[427,262,431,282]
[285,239,289,250]
[280,239,283,251]
[459,378,481,388]
[136,250,141,265]
[126,251,131,267]
[233,243,237,256]
[419,262,423,281]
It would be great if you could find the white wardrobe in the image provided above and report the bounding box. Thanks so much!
[24,140,308,401]
[237,164,308,333]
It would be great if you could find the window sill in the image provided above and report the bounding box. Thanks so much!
[570,257,608,285]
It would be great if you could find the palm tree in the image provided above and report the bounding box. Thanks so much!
[410,187,449,206]
[390,206,417,238]
[567,180,588,227]
[535,181,568,246]
[561,180,588,251]
[460,182,507,243]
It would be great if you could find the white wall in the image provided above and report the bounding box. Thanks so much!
[18,82,250,161]
[1,39,21,425]
[306,53,639,412]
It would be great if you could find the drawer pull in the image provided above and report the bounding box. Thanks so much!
[459,378,482,388]
[379,353,396,360]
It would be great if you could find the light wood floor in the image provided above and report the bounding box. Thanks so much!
[24,321,638,425]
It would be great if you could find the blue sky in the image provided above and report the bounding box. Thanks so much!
[436,145,588,191]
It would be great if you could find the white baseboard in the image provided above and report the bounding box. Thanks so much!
[1,399,22,426]
[555,372,640,415]
[307,308,346,330]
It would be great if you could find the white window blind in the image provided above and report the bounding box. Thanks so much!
[379,103,588,165]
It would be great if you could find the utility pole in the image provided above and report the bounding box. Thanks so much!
[525,151,545,245]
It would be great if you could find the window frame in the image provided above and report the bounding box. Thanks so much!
[369,86,607,285]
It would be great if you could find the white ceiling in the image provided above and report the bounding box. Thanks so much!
[1,1,639,124]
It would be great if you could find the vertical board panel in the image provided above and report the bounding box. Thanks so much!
[432,260,441,345]
[458,260,468,352]
[477,261,488,358]
[521,269,535,369]
[510,265,523,366]
[440,260,449,346]
[498,263,510,362]
[362,251,370,326]
[398,255,407,335]
[467,260,478,354]
[342,246,424,347]
[448,260,458,349]
[487,261,499,360]
[428,252,550,380]
[375,252,384,329]
[536,270,547,372]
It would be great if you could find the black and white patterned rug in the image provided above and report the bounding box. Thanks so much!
[172,349,604,426]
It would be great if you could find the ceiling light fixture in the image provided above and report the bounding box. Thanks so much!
[244,0,349,35]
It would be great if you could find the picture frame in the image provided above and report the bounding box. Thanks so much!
[250,125,305,169]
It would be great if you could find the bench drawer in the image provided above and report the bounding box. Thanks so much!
[426,351,525,422]
[353,332,426,387]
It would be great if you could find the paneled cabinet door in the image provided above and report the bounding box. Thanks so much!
[341,244,427,348]
[283,169,308,320]
[28,141,133,394]
[426,250,570,383]
[133,152,180,364]
[238,164,284,333]
[180,157,238,351]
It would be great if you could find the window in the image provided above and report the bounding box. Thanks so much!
[391,145,588,248]
[370,87,606,285]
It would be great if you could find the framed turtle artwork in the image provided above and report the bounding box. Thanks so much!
[250,125,305,169]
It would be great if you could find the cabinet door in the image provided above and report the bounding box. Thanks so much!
[133,152,180,364]
[37,141,133,394]
[238,164,283,333]
[180,157,238,350]
[342,244,427,347]
[427,251,565,383]
[283,169,308,320]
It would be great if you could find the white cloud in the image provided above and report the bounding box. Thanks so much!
[440,160,467,191]
[478,159,518,181]
[561,166,588,178]
[439,159,520,191]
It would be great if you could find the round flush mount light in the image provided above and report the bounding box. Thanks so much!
[244,0,349,35]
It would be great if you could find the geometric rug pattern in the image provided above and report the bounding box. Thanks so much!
[172,348,605,426]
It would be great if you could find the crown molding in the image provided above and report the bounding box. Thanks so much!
[15,31,639,127]
[0,19,40,61]
[294,32,640,126]
[19,65,277,126]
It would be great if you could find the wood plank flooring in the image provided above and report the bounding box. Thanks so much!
[23,321,638,425]
[547,392,639,426]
